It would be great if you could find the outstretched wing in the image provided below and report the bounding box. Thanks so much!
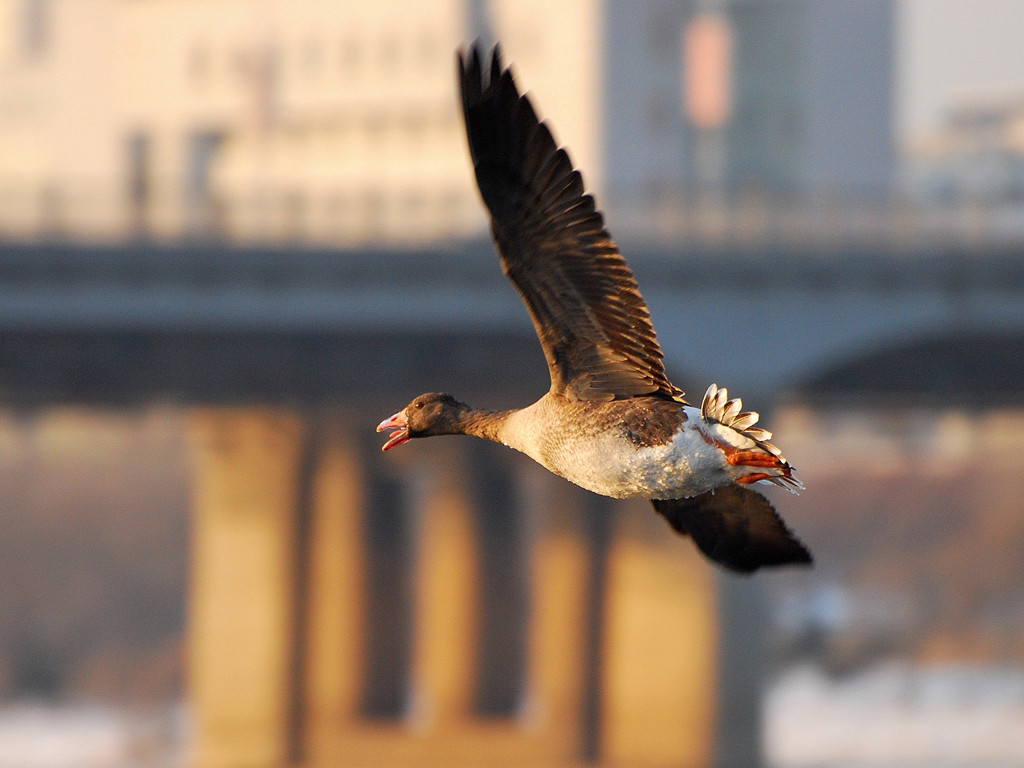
[458,44,682,402]
[652,485,813,573]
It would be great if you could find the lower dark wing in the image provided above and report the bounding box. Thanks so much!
[652,485,812,573]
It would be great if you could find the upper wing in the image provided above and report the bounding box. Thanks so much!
[652,485,813,573]
[458,45,682,402]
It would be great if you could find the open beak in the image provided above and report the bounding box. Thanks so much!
[376,410,410,451]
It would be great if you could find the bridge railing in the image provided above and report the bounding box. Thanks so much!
[3,178,1024,250]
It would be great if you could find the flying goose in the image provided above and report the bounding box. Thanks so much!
[378,44,811,573]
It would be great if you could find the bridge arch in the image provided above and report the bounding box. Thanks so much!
[790,327,1024,407]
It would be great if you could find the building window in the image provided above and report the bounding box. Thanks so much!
[339,37,361,76]
[185,131,225,235]
[400,110,426,144]
[302,36,323,77]
[417,34,439,70]
[23,0,49,57]
[364,113,389,145]
[231,47,253,83]
[188,43,211,86]
[126,133,150,233]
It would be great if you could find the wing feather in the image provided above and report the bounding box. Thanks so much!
[458,44,682,402]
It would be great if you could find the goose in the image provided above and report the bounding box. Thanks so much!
[377,44,811,573]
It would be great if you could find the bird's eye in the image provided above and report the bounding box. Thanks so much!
[415,402,424,409]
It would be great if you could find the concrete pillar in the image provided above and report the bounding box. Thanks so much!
[601,499,719,768]
[302,417,368,760]
[519,466,594,760]
[713,573,767,768]
[407,441,480,728]
[186,408,306,768]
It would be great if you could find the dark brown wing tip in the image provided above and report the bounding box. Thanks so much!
[652,485,813,574]
[458,41,505,93]
[490,42,503,82]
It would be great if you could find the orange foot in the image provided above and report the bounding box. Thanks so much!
[725,449,783,468]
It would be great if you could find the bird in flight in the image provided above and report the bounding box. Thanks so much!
[378,44,811,573]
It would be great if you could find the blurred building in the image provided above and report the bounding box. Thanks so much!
[600,0,894,227]
[0,0,483,242]
[0,0,900,246]
[905,93,1024,204]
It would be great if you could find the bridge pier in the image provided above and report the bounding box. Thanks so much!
[185,406,762,768]
[602,504,718,766]
[301,417,367,760]
[187,408,307,768]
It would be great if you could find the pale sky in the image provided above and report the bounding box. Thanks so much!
[898,0,1024,141]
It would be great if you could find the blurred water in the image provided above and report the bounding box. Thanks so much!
[765,663,1024,768]
[2,665,1023,767]
[0,703,186,768]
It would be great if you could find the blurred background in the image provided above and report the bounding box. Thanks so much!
[1,0,1024,766]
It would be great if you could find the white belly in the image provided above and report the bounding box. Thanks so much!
[501,403,735,500]
[552,426,734,499]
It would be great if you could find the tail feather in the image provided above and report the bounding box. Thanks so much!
[700,383,803,493]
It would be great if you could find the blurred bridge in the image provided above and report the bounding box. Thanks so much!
[2,238,1023,406]
[2,239,1022,768]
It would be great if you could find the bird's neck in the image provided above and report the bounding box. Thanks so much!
[456,407,515,443]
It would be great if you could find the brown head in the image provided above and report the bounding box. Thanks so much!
[376,393,471,451]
